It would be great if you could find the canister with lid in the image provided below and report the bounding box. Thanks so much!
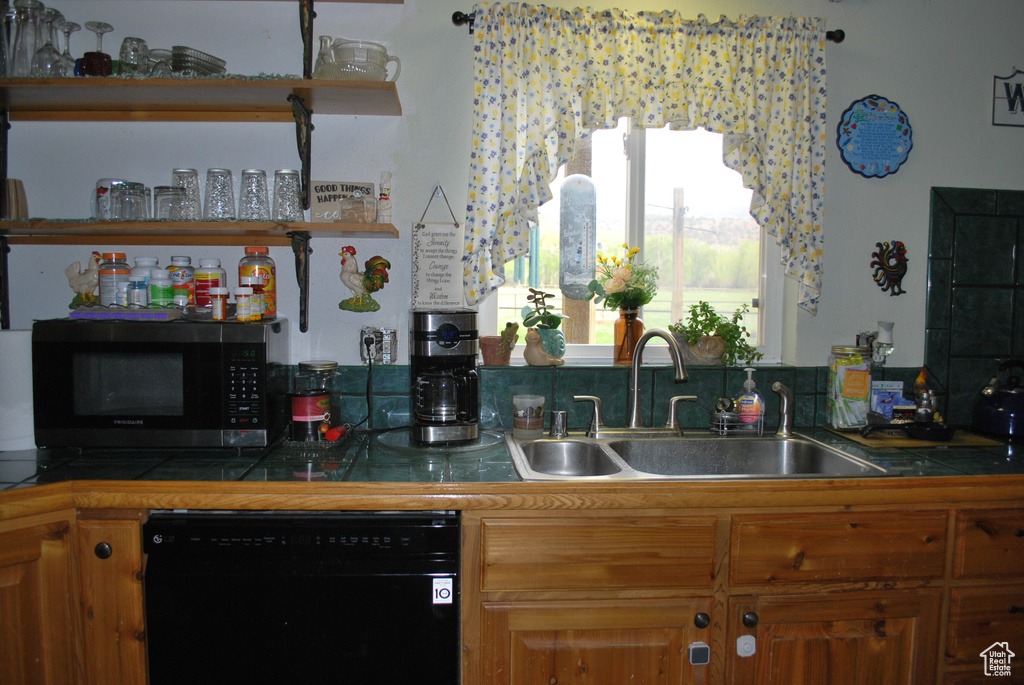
[827,345,872,430]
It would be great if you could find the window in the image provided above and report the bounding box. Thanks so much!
[481,118,783,363]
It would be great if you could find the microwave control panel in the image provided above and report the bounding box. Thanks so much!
[223,343,267,431]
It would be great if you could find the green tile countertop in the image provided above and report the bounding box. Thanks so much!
[1,428,1023,490]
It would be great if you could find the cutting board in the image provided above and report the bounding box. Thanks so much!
[825,427,1003,448]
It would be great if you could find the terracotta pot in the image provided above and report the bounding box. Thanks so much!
[479,335,515,365]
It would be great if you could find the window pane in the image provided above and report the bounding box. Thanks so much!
[643,127,762,342]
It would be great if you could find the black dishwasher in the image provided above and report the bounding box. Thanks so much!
[143,511,460,685]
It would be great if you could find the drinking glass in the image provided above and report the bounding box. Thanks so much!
[203,168,235,220]
[59,20,79,75]
[10,0,44,77]
[82,20,112,76]
[153,186,186,220]
[118,37,149,76]
[119,184,146,220]
[171,168,201,220]
[238,169,270,221]
[31,8,64,76]
[272,169,303,221]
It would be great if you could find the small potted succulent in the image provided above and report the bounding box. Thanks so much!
[479,321,520,365]
[521,288,567,357]
[669,301,763,366]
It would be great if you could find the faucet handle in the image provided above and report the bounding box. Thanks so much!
[665,395,698,430]
[573,395,604,437]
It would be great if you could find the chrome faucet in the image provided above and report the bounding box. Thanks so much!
[772,381,793,438]
[628,329,688,428]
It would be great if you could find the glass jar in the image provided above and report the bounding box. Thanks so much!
[826,345,872,430]
[295,360,339,393]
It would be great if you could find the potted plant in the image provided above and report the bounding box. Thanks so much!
[586,243,659,364]
[521,288,567,357]
[669,301,763,366]
[479,321,520,365]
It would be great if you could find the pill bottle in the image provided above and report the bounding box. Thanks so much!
[193,258,226,308]
[240,276,263,321]
[98,252,131,306]
[209,287,230,321]
[115,281,130,307]
[149,269,174,308]
[233,286,253,322]
[130,256,159,284]
[238,246,276,319]
[168,255,195,303]
[127,276,148,307]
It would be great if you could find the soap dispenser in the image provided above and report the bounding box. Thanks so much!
[735,367,764,424]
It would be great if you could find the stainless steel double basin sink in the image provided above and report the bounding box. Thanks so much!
[505,432,895,481]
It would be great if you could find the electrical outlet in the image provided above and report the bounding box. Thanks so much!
[359,327,397,364]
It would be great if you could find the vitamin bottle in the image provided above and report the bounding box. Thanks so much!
[149,269,174,308]
[193,258,226,308]
[233,286,253,322]
[127,276,148,307]
[130,256,159,284]
[241,275,264,321]
[209,287,230,321]
[168,255,195,303]
[238,246,276,319]
[98,252,131,306]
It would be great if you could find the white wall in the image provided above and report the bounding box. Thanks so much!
[7,0,1024,367]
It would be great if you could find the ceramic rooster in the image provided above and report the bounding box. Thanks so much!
[338,246,391,312]
[65,251,101,307]
[870,240,908,296]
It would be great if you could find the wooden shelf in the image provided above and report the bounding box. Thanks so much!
[0,220,399,246]
[0,78,402,122]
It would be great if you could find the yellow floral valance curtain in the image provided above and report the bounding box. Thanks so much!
[462,2,827,313]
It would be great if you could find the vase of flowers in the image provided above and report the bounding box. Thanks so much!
[586,244,659,365]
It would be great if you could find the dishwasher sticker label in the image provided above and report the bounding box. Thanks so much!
[433,577,454,605]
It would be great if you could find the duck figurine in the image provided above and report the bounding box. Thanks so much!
[523,328,564,366]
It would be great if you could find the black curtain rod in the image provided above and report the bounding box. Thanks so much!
[451,11,845,43]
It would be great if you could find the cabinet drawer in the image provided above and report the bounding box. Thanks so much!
[946,586,1024,666]
[730,511,947,585]
[480,516,717,592]
[954,509,1024,578]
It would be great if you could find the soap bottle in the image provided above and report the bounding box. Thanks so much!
[735,367,764,424]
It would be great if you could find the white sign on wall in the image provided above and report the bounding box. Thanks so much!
[412,221,465,309]
[993,69,1024,127]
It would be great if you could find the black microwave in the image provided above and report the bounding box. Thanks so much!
[31,318,290,448]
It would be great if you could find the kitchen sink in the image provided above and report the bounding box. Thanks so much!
[505,433,895,481]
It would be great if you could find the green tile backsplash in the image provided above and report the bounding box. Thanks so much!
[927,187,1024,426]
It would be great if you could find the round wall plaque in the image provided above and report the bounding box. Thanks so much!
[836,95,913,178]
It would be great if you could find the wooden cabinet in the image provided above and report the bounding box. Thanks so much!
[0,511,82,685]
[76,511,147,685]
[727,591,941,685]
[465,513,721,685]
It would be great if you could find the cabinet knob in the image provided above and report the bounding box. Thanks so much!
[694,612,711,629]
[94,542,113,559]
[742,612,759,628]
[1010,605,1023,614]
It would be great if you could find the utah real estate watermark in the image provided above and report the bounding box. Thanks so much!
[980,642,1015,677]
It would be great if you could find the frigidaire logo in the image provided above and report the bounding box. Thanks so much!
[114,420,144,425]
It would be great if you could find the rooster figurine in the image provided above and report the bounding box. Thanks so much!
[65,251,101,307]
[870,240,908,296]
[338,246,391,312]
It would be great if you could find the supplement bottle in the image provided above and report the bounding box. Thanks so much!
[168,255,195,303]
[98,252,131,306]
[193,258,226,308]
[241,275,264,321]
[149,269,174,308]
[209,287,230,321]
[233,286,253,322]
[127,276,148,307]
[238,246,276,318]
[130,256,159,285]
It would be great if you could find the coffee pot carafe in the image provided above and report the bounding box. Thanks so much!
[410,310,479,444]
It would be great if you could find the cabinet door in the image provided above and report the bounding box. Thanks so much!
[0,516,81,685]
[946,585,1024,669]
[77,517,147,685]
[727,590,941,685]
[480,598,714,685]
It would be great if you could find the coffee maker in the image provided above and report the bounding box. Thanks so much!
[410,310,480,444]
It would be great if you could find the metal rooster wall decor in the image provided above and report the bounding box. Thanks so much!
[870,240,908,296]
[339,246,391,312]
